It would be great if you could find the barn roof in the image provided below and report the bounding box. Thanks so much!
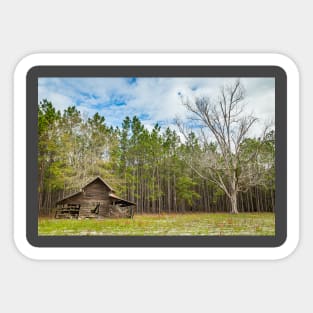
[56,190,82,204]
[109,193,136,207]
[84,176,115,192]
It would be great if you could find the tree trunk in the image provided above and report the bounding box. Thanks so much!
[173,173,177,212]
[230,190,238,214]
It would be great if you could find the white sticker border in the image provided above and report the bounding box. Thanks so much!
[14,53,299,260]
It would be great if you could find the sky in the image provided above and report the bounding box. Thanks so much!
[38,77,275,136]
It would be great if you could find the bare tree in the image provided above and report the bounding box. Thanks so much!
[179,79,259,213]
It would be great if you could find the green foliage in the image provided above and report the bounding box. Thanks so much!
[239,130,275,190]
[38,100,275,214]
[176,176,200,206]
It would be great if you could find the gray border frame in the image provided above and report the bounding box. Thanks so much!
[26,65,287,247]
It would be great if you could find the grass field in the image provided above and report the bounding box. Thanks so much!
[38,213,275,236]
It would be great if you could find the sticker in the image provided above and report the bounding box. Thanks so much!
[14,53,299,259]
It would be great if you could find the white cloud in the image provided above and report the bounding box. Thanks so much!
[38,77,275,137]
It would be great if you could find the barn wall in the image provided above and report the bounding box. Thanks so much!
[98,202,111,217]
[83,180,110,201]
[79,200,110,218]
[59,181,110,204]
[79,181,110,217]
[56,179,133,219]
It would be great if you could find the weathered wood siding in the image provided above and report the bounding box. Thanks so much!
[98,203,110,217]
[58,180,110,218]
[60,180,110,204]
[60,194,82,204]
[56,178,133,219]
[83,180,110,201]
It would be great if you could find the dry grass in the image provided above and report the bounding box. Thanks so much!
[38,213,275,236]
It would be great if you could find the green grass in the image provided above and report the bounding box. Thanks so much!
[38,213,275,236]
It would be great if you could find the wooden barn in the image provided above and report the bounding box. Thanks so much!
[55,176,136,219]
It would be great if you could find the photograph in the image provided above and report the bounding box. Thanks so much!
[37,76,275,236]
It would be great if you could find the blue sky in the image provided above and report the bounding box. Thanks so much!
[38,77,275,134]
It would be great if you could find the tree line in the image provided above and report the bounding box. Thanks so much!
[38,80,275,215]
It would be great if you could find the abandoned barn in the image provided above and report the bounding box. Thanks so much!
[55,176,136,219]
